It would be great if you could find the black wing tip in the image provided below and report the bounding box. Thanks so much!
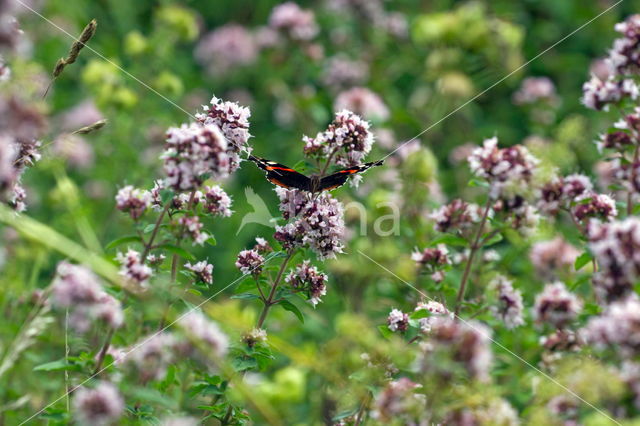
[370,159,384,167]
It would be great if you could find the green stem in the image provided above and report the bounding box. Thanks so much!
[256,250,294,329]
[454,199,492,316]
[141,202,170,260]
[93,327,116,375]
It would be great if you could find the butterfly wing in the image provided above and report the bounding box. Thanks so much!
[248,156,311,191]
[319,159,384,192]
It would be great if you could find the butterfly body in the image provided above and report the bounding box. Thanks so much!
[248,155,383,193]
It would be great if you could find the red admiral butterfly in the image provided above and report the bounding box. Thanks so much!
[248,155,384,193]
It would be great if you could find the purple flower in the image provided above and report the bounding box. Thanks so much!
[195,24,258,75]
[529,237,580,278]
[372,378,422,422]
[178,215,209,246]
[285,260,328,306]
[274,190,345,259]
[253,237,273,253]
[178,311,229,358]
[185,260,214,284]
[334,87,389,121]
[411,245,450,274]
[51,262,123,332]
[126,332,179,381]
[429,199,485,233]
[73,381,124,426]
[162,122,230,190]
[467,137,539,201]
[533,282,582,328]
[607,15,640,75]
[572,192,617,222]
[242,328,268,347]
[581,76,639,111]
[513,77,558,105]
[322,55,369,89]
[490,275,525,329]
[598,130,634,151]
[203,185,232,217]
[195,95,252,170]
[115,185,152,220]
[537,174,593,215]
[146,253,166,266]
[585,296,640,357]
[589,218,640,302]
[116,249,153,286]
[427,317,493,381]
[235,249,264,275]
[303,110,374,168]
[269,2,319,41]
[0,56,9,82]
[414,301,452,333]
[387,308,409,332]
[0,14,20,50]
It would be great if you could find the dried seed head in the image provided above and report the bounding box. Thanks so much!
[52,58,66,77]
[72,119,107,135]
[67,19,97,64]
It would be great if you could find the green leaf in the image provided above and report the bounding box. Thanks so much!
[105,235,142,250]
[428,234,468,247]
[574,252,593,271]
[468,178,489,188]
[33,359,79,372]
[232,356,258,372]
[160,189,175,204]
[230,293,260,300]
[206,235,217,246]
[410,309,430,320]
[142,223,159,234]
[158,244,195,260]
[483,233,503,247]
[278,299,304,323]
[333,407,360,421]
[378,324,393,339]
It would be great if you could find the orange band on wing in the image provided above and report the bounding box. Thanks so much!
[268,178,292,188]
[339,169,359,174]
[266,166,296,172]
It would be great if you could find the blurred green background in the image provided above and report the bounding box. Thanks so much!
[4,0,640,423]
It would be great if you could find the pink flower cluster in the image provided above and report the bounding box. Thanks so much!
[268,2,319,41]
[427,317,493,381]
[467,137,539,201]
[303,110,374,169]
[274,190,345,259]
[513,77,558,105]
[585,296,640,357]
[235,249,265,276]
[51,262,123,333]
[490,275,524,329]
[334,87,389,121]
[414,301,452,333]
[73,382,124,426]
[195,24,258,75]
[115,185,153,220]
[285,260,328,306]
[529,237,580,278]
[0,96,46,212]
[533,282,582,328]
[196,95,252,172]
[588,218,640,302]
[162,123,230,190]
[185,260,214,284]
[428,199,485,234]
[116,249,153,287]
[387,308,409,332]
